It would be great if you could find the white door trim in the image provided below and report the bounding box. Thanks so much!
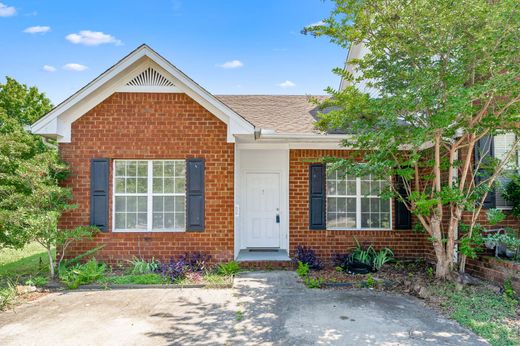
[234,149,289,258]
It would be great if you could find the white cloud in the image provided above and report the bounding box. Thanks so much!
[62,63,88,72]
[65,30,122,46]
[24,26,51,34]
[306,20,325,28]
[43,65,57,72]
[0,2,16,17]
[218,60,243,69]
[278,80,295,88]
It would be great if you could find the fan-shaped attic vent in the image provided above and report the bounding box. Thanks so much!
[127,68,175,87]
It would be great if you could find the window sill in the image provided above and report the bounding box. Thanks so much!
[325,228,393,231]
[112,229,186,233]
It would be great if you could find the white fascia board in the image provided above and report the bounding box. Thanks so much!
[30,45,255,143]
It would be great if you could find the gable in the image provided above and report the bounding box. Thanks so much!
[30,44,255,143]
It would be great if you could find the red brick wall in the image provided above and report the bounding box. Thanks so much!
[289,149,431,262]
[59,93,234,264]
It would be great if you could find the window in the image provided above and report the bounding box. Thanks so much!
[326,171,391,230]
[114,160,186,231]
[494,133,519,209]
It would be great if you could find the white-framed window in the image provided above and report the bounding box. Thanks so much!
[114,160,186,232]
[326,171,391,230]
[494,133,520,209]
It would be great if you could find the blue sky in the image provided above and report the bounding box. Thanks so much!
[0,0,346,104]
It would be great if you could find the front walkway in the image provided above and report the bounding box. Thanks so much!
[0,271,486,345]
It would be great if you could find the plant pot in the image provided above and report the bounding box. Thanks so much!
[345,260,374,274]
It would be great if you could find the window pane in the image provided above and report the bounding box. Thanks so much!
[164,213,175,229]
[359,180,368,195]
[327,181,336,195]
[153,196,164,212]
[127,213,137,229]
[115,213,126,229]
[137,162,148,177]
[346,180,356,195]
[381,199,390,212]
[137,178,147,193]
[164,162,175,176]
[175,162,186,177]
[137,196,147,212]
[153,161,163,177]
[164,196,175,212]
[153,178,163,193]
[153,213,163,229]
[127,196,137,212]
[327,213,338,228]
[346,213,356,228]
[327,198,337,213]
[115,178,125,193]
[361,213,371,228]
[174,196,185,212]
[115,162,125,176]
[346,198,356,212]
[336,198,347,213]
[163,178,174,193]
[381,213,390,229]
[337,180,346,195]
[127,161,137,177]
[175,178,185,194]
[361,198,370,212]
[174,212,185,229]
[370,198,380,212]
[115,197,125,212]
[137,213,147,229]
[126,178,137,193]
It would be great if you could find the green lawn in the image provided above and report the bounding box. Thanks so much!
[0,243,54,278]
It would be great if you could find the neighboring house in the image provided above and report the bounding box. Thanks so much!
[30,44,515,264]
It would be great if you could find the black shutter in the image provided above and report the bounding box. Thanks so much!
[90,158,109,232]
[186,158,205,231]
[395,176,412,230]
[309,164,326,230]
[474,135,496,209]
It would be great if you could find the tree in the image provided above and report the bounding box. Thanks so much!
[307,0,519,279]
[0,77,98,278]
[0,76,52,125]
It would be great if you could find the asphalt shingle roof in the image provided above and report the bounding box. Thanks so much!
[216,95,328,134]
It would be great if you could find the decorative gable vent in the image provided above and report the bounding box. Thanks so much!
[126,67,175,87]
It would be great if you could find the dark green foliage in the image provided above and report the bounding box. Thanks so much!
[217,261,241,276]
[504,175,520,218]
[59,258,106,289]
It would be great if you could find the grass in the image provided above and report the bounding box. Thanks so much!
[0,243,54,277]
[100,273,168,285]
[436,283,519,346]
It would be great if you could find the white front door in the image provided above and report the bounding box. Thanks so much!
[244,172,281,248]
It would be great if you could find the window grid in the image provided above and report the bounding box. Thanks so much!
[326,171,391,230]
[114,160,186,232]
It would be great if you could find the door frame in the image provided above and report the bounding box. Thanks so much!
[234,148,289,258]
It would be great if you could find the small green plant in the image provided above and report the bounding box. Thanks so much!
[372,248,394,271]
[335,266,343,272]
[25,276,48,287]
[128,257,160,275]
[296,261,309,277]
[304,276,323,289]
[235,310,244,322]
[365,274,376,288]
[351,239,394,271]
[0,281,17,311]
[59,258,106,289]
[426,267,434,279]
[217,261,241,276]
[100,273,167,285]
[503,278,517,302]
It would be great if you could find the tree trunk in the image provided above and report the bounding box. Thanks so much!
[435,254,451,279]
[47,246,55,279]
[430,217,452,279]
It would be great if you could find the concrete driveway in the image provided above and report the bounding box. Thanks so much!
[0,271,486,345]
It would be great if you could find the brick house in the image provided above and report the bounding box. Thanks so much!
[30,44,518,268]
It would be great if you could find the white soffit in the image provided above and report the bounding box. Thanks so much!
[30,44,255,143]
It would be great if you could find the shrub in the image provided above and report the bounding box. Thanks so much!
[180,252,211,272]
[25,276,48,287]
[304,277,323,288]
[296,261,309,277]
[159,257,188,281]
[504,174,520,218]
[372,248,394,271]
[217,261,241,276]
[128,257,160,275]
[293,245,322,269]
[0,281,17,311]
[59,258,106,289]
[351,240,394,271]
